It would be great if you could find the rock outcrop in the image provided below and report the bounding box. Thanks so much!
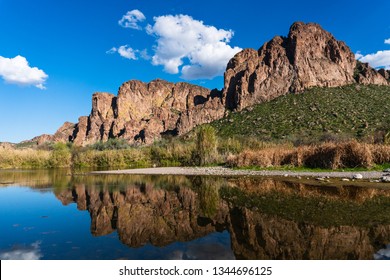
[33,22,389,145]
[378,68,390,81]
[54,80,224,146]
[223,22,389,110]
[355,62,390,85]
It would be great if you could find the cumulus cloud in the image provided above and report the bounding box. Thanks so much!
[357,50,390,70]
[385,38,390,45]
[107,45,138,60]
[118,9,146,30]
[0,55,48,89]
[147,14,242,80]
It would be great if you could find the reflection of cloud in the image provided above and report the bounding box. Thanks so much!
[168,242,235,260]
[374,245,390,260]
[0,241,42,260]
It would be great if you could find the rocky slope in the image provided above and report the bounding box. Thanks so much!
[34,22,389,146]
[223,22,389,110]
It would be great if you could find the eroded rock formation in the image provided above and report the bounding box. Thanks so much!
[34,22,389,145]
[53,80,224,145]
[223,22,389,110]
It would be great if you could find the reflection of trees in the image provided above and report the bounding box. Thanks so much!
[0,169,70,189]
[191,177,222,218]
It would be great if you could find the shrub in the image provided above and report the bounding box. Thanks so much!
[48,142,72,168]
[91,138,132,151]
[193,125,218,166]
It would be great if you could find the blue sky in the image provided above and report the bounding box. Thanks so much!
[0,0,389,143]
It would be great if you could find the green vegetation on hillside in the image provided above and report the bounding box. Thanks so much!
[212,85,390,144]
[2,85,390,170]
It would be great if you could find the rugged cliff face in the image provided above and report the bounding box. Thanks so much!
[35,22,389,146]
[223,22,389,110]
[53,80,224,146]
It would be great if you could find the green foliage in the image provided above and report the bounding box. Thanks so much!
[91,138,132,151]
[48,142,71,168]
[72,148,150,168]
[353,60,364,81]
[150,138,195,166]
[212,85,390,144]
[193,125,218,166]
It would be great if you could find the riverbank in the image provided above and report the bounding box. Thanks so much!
[90,166,389,180]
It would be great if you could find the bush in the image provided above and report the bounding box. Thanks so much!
[193,125,218,166]
[48,142,72,168]
[91,138,132,151]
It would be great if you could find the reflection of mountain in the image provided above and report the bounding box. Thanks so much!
[55,176,390,259]
[56,180,228,247]
[228,207,390,260]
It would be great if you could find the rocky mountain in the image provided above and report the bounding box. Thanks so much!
[34,22,390,146]
[223,21,389,110]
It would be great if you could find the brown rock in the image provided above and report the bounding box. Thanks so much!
[378,68,390,80]
[355,62,389,85]
[30,134,54,145]
[73,116,89,146]
[86,93,116,143]
[223,22,388,111]
[53,121,76,142]
[69,79,224,146]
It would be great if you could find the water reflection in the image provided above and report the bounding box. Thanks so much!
[1,170,390,260]
[0,241,42,260]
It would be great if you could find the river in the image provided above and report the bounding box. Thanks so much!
[1,169,390,260]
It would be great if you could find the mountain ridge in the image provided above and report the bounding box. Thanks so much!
[31,22,390,146]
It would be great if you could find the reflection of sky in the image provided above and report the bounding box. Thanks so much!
[0,186,234,260]
[374,245,390,260]
[168,238,235,260]
[0,241,42,260]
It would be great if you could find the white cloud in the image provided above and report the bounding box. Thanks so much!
[147,14,242,80]
[0,55,48,89]
[139,49,151,60]
[107,45,138,60]
[357,50,390,70]
[118,9,146,30]
[385,38,390,45]
[355,52,363,60]
[0,241,42,260]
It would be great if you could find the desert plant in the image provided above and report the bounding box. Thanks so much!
[48,142,72,168]
[193,125,218,166]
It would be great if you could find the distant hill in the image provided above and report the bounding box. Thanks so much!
[212,84,390,143]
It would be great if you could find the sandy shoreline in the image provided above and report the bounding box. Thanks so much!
[89,166,388,179]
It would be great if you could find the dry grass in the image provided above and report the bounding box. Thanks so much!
[227,140,390,169]
[0,148,51,169]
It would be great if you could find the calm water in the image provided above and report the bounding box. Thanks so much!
[1,169,390,260]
